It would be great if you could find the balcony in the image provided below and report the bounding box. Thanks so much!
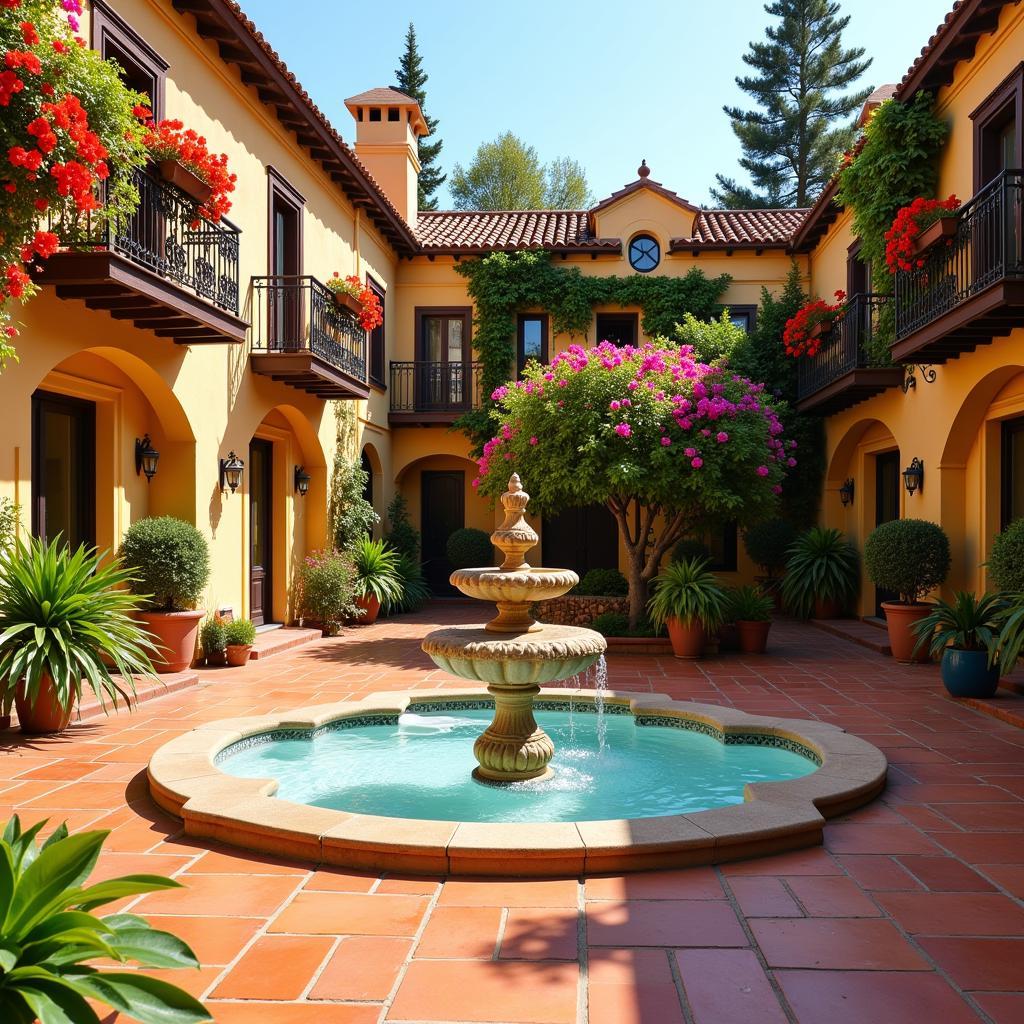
[250,276,368,399]
[893,169,1024,363]
[35,165,246,343]
[796,294,904,415]
[389,361,482,425]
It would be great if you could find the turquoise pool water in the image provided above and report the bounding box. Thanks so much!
[220,710,817,823]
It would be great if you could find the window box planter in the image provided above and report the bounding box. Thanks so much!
[155,159,212,205]
[333,291,363,317]
[911,216,957,258]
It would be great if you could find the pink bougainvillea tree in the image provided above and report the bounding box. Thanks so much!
[475,341,795,626]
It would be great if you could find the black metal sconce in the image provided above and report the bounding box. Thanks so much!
[839,478,854,507]
[294,465,311,497]
[902,457,924,496]
[135,434,159,482]
[219,451,244,494]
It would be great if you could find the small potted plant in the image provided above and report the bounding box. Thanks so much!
[743,517,797,606]
[225,618,256,667]
[324,274,384,332]
[865,519,951,663]
[783,292,847,358]
[119,516,211,673]
[647,557,727,659]
[200,617,227,666]
[0,538,159,734]
[911,591,1005,697]
[352,536,404,626]
[727,585,775,655]
[781,526,859,619]
[885,195,961,271]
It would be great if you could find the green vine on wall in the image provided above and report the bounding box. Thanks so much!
[453,250,731,447]
[835,92,949,365]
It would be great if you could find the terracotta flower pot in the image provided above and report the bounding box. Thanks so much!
[226,644,252,667]
[912,216,957,256]
[814,596,844,620]
[15,674,73,735]
[737,619,772,655]
[666,618,704,659]
[156,159,212,204]
[332,290,363,316]
[138,610,204,673]
[205,650,227,667]
[881,601,932,663]
[355,593,381,625]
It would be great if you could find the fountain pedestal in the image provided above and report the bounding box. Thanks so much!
[421,474,606,784]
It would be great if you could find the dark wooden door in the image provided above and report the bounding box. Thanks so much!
[269,195,300,349]
[595,313,638,347]
[249,439,273,626]
[542,503,618,579]
[31,391,95,552]
[421,471,464,595]
[874,449,901,615]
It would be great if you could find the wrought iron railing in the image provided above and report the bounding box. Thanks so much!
[51,165,241,314]
[895,169,1024,340]
[389,360,483,413]
[250,276,367,382]
[797,294,889,402]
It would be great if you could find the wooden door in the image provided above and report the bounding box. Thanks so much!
[874,450,901,615]
[542,503,618,579]
[421,471,464,594]
[249,439,273,626]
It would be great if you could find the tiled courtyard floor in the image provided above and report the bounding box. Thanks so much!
[3,603,1024,1024]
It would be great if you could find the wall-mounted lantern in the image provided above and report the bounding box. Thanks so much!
[902,457,924,496]
[294,465,311,497]
[135,434,160,482]
[219,451,244,494]
[839,478,855,507]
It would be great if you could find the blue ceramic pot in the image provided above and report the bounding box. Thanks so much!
[940,648,999,698]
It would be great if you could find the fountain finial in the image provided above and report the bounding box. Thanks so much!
[491,474,539,572]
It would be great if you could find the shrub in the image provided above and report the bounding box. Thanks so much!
[671,538,711,564]
[864,519,950,605]
[119,516,210,611]
[295,550,359,635]
[590,611,630,637]
[647,557,727,629]
[988,518,1024,593]
[225,618,256,646]
[384,551,430,615]
[329,458,378,551]
[352,536,403,605]
[446,527,494,569]
[0,497,19,550]
[574,568,629,596]
[743,518,797,578]
[781,526,859,619]
[200,617,226,656]
[386,493,420,557]
[725,585,774,623]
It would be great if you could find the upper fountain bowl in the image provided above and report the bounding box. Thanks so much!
[450,566,578,607]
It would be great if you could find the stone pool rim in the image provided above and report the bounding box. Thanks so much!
[147,688,887,876]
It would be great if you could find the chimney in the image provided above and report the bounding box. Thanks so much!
[344,88,428,228]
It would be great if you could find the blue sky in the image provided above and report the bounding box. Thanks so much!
[238,0,954,209]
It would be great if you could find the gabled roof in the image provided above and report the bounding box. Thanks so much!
[589,162,700,223]
[344,87,428,136]
[416,211,621,255]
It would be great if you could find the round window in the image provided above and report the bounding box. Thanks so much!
[628,234,660,273]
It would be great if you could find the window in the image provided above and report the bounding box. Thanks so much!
[721,306,757,333]
[628,234,660,272]
[847,240,870,297]
[678,524,738,573]
[517,314,548,374]
[595,313,638,347]
[415,307,472,410]
[91,1,168,118]
[367,275,385,387]
[1002,416,1024,529]
[972,63,1023,190]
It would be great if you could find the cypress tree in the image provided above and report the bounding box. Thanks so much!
[394,23,445,211]
[711,0,872,209]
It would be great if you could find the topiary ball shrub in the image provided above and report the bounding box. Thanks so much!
[864,518,951,605]
[743,518,797,577]
[119,516,210,611]
[446,527,494,569]
[574,568,629,596]
[988,518,1024,593]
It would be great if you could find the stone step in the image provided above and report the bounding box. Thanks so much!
[810,617,892,656]
[952,687,1024,730]
[250,626,322,660]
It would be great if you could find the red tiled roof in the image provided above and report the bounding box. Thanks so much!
[590,175,699,216]
[345,87,418,105]
[672,209,808,249]
[416,211,620,253]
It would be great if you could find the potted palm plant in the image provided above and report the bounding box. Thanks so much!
[865,519,951,663]
[225,618,257,667]
[0,538,159,734]
[647,557,727,659]
[781,527,859,619]
[352,536,404,626]
[727,585,775,655]
[911,591,1005,697]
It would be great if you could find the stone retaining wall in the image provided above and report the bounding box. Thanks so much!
[534,595,628,627]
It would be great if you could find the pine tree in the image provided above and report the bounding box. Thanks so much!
[711,0,872,209]
[395,23,445,211]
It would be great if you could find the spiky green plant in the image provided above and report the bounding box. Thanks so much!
[647,557,727,630]
[384,551,430,615]
[352,536,404,606]
[781,527,859,619]
[991,593,1024,676]
[911,591,1006,659]
[725,585,774,623]
[0,815,210,1024]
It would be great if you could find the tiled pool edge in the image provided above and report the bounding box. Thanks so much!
[147,688,888,877]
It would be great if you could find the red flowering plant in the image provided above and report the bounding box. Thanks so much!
[884,195,961,273]
[139,116,236,222]
[783,291,848,358]
[0,0,149,366]
[324,273,384,332]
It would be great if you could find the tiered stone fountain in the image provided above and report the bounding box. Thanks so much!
[421,474,607,782]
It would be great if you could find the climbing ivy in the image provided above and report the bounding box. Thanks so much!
[453,250,731,446]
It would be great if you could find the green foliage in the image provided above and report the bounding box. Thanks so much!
[671,538,712,564]
[384,551,430,616]
[743,517,798,576]
[119,517,210,612]
[725,584,774,623]
[295,550,359,635]
[781,526,859,618]
[672,311,747,364]
[987,518,1024,593]
[199,618,226,656]
[328,405,378,551]
[0,498,18,552]
[394,22,445,210]
[352,536,404,605]
[0,537,158,718]
[864,518,950,605]
[224,618,256,646]
[712,0,872,208]
[385,493,420,558]
[0,814,210,1024]
[647,558,728,630]
[911,591,1006,659]
[445,528,494,569]
[992,594,1024,675]
[545,156,594,208]
[589,611,629,637]
[574,568,629,597]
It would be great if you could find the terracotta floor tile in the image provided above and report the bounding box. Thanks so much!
[376,875,443,896]
[500,907,578,960]
[874,892,1024,936]
[207,1004,380,1024]
[210,934,334,999]
[416,905,501,959]
[270,891,429,936]
[786,875,881,917]
[977,863,1024,898]
[834,854,923,891]
[776,970,983,1024]
[933,802,1024,831]
[931,833,1024,864]
[676,948,788,1024]
[183,846,312,875]
[586,900,747,947]
[751,918,929,970]
[728,876,802,917]
[721,848,841,876]
[588,948,684,1024]
[824,823,942,855]
[917,936,1024,990]
[438,878,578,908]
[310,936,412,1001]
[387,958,578,1023]
[897,856,997,892]
[972,992,1024,1024]
[302,868,379,893]
[584,868,723,902]
[133,872,301,917]
[143,915,262,965]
